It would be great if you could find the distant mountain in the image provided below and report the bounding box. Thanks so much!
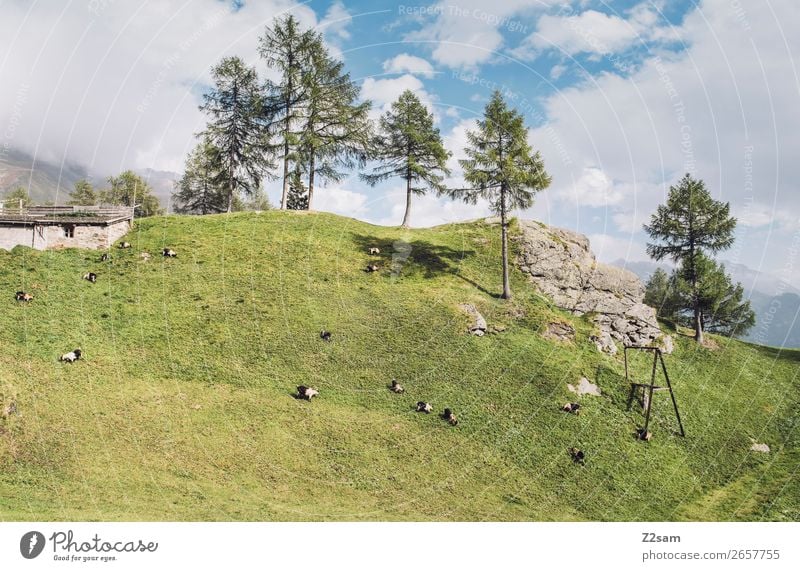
[0,150,177,209]
[611,258,800,349]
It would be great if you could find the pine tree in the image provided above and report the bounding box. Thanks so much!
[299,44,372,209]
[259,15,320,210]
[200,56,273,213]
[3,187,31,208]
[103,171,163,217]
[449,91,551,300]
[361,90,450,228]
[286,166,309,210]
[68,179,98,206]
[172,138,228,215]
[644,173,737,343]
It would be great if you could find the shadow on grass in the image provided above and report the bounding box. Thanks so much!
[351,233,498,296]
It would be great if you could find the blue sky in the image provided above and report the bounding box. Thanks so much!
[0,0,798,290]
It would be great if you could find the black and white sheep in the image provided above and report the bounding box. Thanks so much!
[365,263,379,273]
[15,291,33,302]
[569,447,585,465]
[320,330,332,342]
[59,348,82,363]
[162,248,177,258]
[100,253,110,262]
[83,272,97,283]
[416,401,432,413]
[442,408,458,426]
[562,402,581,415]
[297,385,319,400]
[119,241,132,249]
[368,247,380,255]
[390,379,404,394]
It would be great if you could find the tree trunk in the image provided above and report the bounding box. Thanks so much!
[500,186,511,300]
[307,153,315,210]
[401,177,412,228]
[227,156,235,213]
[280,137,289,210]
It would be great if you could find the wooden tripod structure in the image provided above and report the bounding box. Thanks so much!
[624,346,685,438]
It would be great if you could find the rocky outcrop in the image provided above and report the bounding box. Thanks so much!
[515,220,669,354]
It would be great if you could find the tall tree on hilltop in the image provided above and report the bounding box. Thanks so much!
[172,138,228,215]
[448,91,551,300]
[68,179,98,206]
[286,166,309,210]
[361,90,450,228]
[299,43,372,209]
[200,56,273,213]
[259,15,320,210]
[103,171,163,217]
[644,173,737,343]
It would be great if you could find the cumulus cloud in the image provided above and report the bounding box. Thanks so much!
[382,53,436,78]
[360,74,437,119]
[373,187,491,228]
[0,0,315,175]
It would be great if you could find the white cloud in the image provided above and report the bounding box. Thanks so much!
[404,0,558,69]
[360,74,436,119]
[0,0,317,175]
[550,64,567,80]
[556,167,625,207]
[318,1,352,41]
[382,53,436,78]
[314,185,369,218]
[373,187,491,228]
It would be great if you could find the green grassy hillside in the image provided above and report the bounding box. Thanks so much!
[0,211,798,521]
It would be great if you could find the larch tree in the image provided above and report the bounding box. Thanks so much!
[449,91,551,300]
[361,90,450,228]
[172,138,228,215]
[259,15,320,210]
[644,173,737,343]
[199,56,272,213]
[298,44,372,209]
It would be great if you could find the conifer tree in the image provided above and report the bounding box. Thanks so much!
[103,171,163,217]
[172,138,228,215]
[200,56,272,213]
[448,91,551,300]
[644,173,737,343]
[362,90,450,228]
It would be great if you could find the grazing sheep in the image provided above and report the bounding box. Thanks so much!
[390,379,404,394]
[83,272,97,283]
[365,263,379,273]
[368,247,380,255]
[562,402,581,415]
[636,428,652,441]
[416,401,432,414]
[320,330,332,342]
[442,408,458,426]
[297,385,319,400]
[569,447,585,465]
[162,248,177,258]
[59,348,82,363]
[140,252,151,261]
[119,241,132,249]
[15,291,33,302]
[100,253,110,262]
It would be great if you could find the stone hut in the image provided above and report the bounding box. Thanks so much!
[0,205,133,251]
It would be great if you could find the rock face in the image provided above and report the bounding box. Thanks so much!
[516,220,667,353]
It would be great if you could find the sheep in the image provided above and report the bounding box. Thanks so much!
[119,241,132,249]
[100,253,110,262]
[365,263,379,273]
[442,408,458,426]
[569,447,585,465]
[296,385,319,400]
[368,247,380,255]
[562,402,581,415]
[416,401,432,414]
[389,379,404,394]
[636,428,652,441]
[59,348,82,363]
[320,330,332,342]
[140,252,151,261]
[162,248,177,258]
[15,291,33,302]
[83,272,97,283]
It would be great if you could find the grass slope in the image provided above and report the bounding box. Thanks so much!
[0,211,798,521]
